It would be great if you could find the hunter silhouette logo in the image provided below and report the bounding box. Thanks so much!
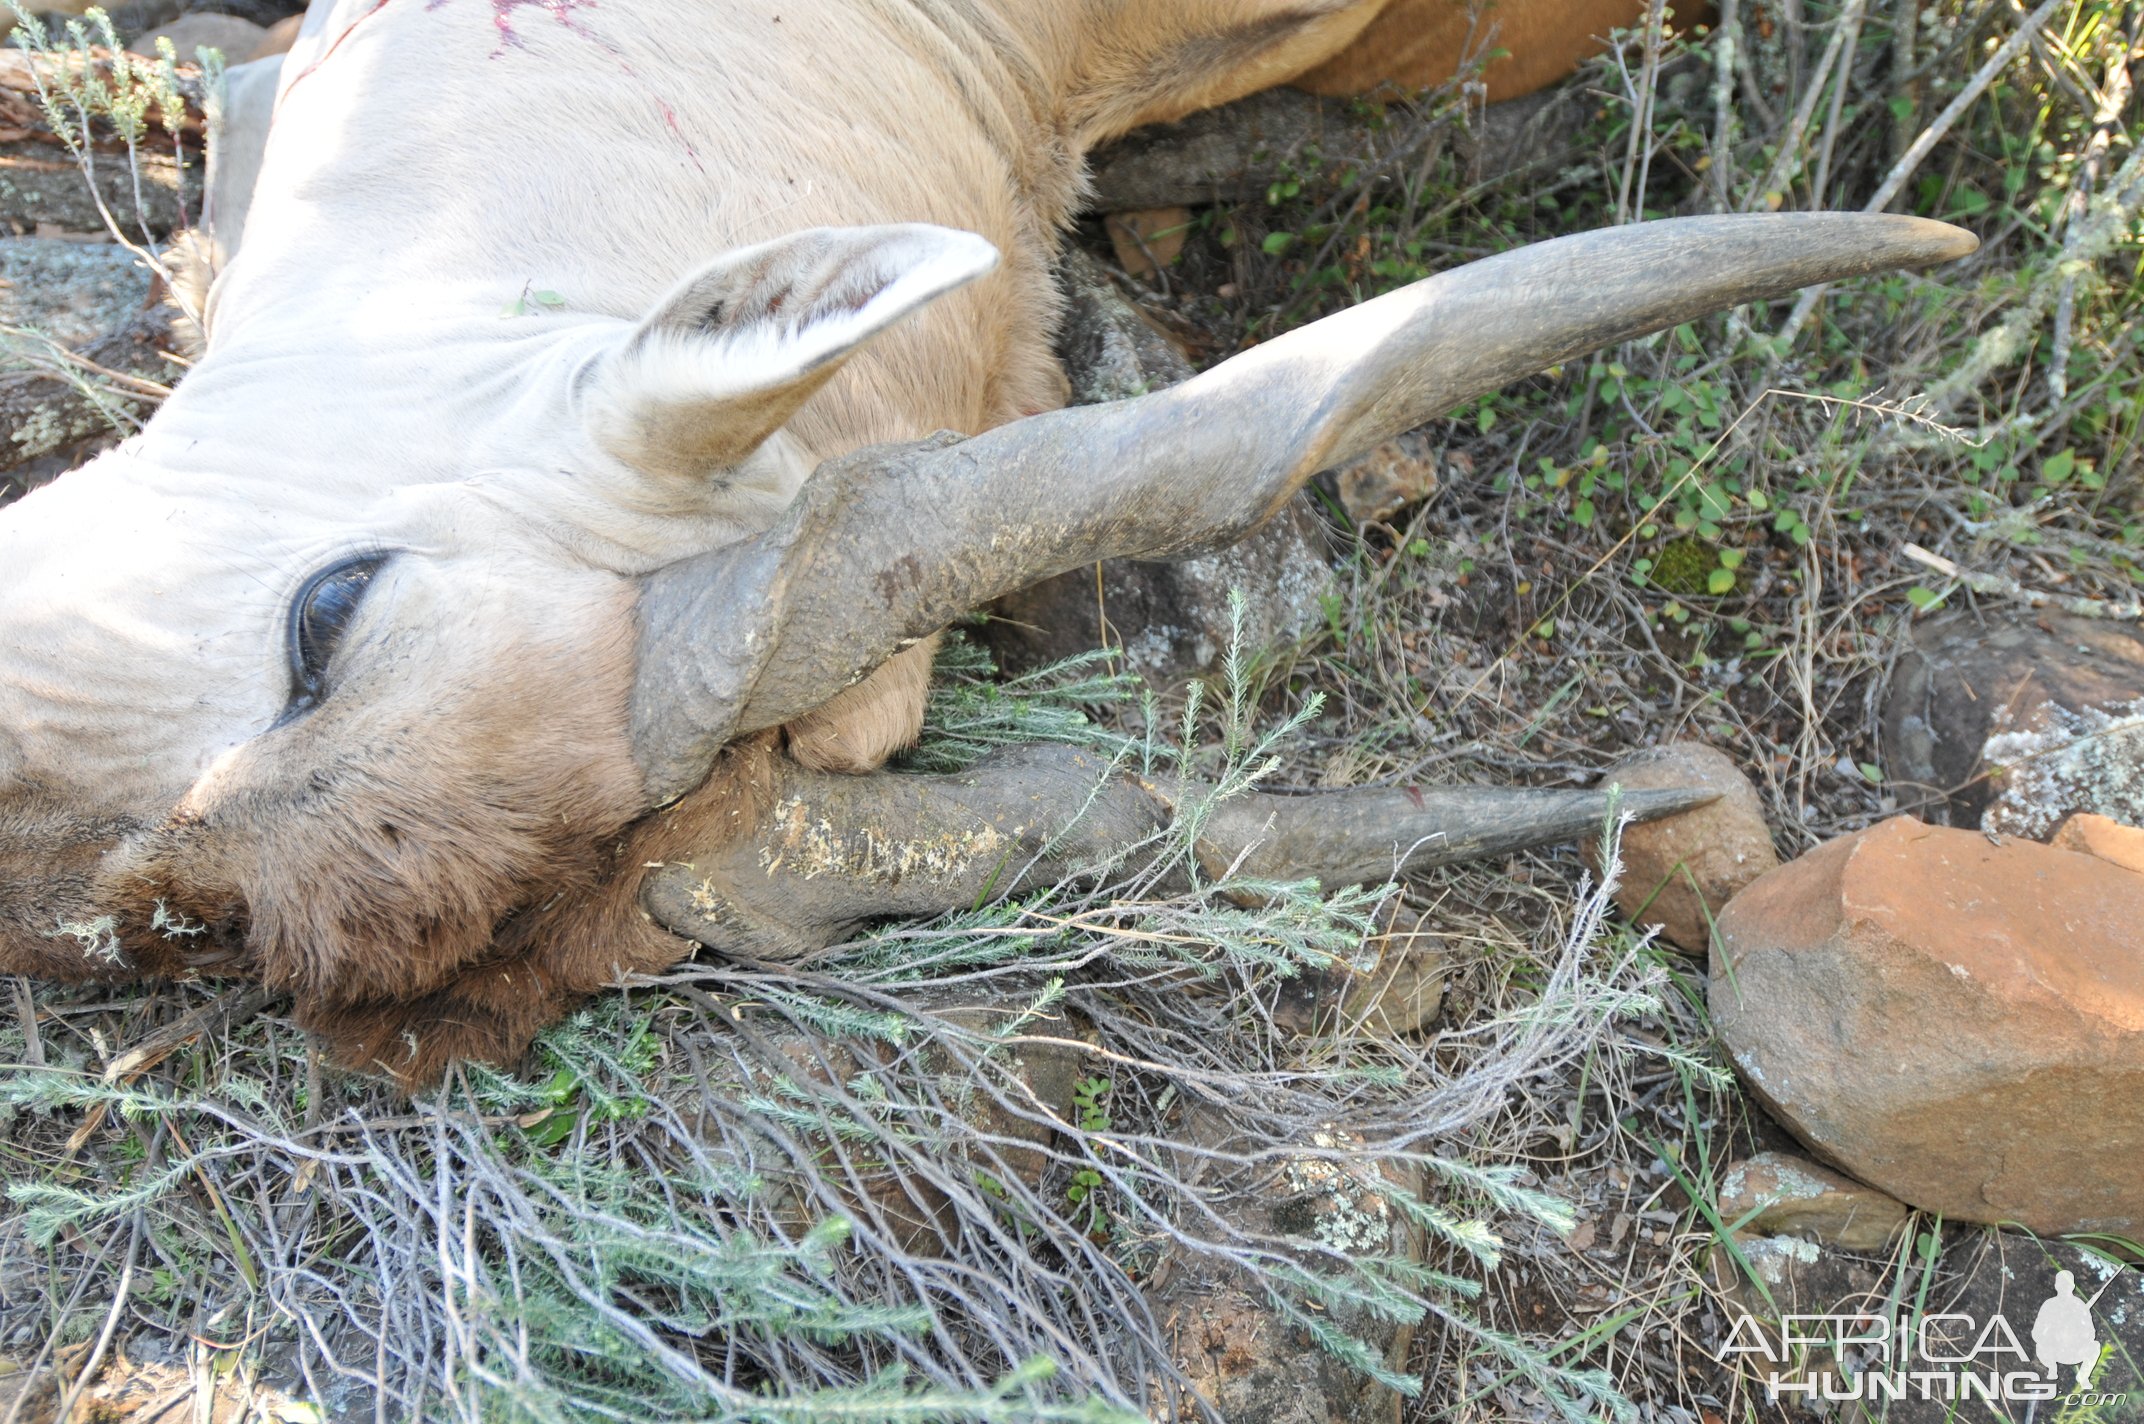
[2033,1271,2105,1390]
[1722,1266,2129,1405]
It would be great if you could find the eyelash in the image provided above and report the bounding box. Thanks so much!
[285,553,389,713]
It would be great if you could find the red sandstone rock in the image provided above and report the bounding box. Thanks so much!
[1586,742,1779,954]
[2051,812,2144,875]
[1715,1150,1909,1252]
[1712,817,2144,1234]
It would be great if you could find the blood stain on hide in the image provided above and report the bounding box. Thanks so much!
[474,0,600,55]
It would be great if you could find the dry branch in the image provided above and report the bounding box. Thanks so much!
[1769,0,2063,349]
[1085,84,1594,213]
[1902,542,2144,620]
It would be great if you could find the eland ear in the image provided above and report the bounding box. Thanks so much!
[578,224,1000,481]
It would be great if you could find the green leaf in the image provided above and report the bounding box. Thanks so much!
[1706,567,1736,595]
[1857,762,1884,785]
[1261,231,1295,256]
[1905,585,1944,611]
[2043,448,2075,483]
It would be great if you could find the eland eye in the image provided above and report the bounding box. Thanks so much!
[287,555,386,708]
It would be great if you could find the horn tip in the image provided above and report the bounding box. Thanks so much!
[1880,215,1980,264]
[1610,785,1725,821]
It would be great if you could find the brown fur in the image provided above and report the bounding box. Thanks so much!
[129,593,648,1009]
[304,735,783,1082]
[1297,0,1674,104]
[0,795,173,983]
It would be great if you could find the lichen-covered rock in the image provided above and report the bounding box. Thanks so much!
[1713,816,2144,1234]
[1584,742,1779,954]
[1715,1151,1909,1252]
[1705,1231,1879,1342]
[1150,1117,1417,1424]
[0,237,173,486]
[0,237,146,348]
[1704,1229,2144,1402]
[987,247,1331,684]
[1883,611,2144,837]
[1084,84,1593,214]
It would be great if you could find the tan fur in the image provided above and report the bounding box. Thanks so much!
[129,586,647,1007]
[784,635,943,775]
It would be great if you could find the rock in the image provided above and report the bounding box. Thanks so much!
[128,12,266,60]
[1102,205,1191,278]
[986,247,1331,685]
[1713,816,2144,1234]
[1055,244,1193,404]
[0,135,197,242]
[250,11,301,58]
[1704,1231,1879,1345]
[928,1002,1090,1189]
[1715,1151,1909,1252]
[2051,811,2144,875]
[1330,429,1449,526]
[0,237,175,491]
[1584,742,1778,954]
[1271,906,1444,1037]
[746,990,1095,1223]
[1883,610,2144,838]
[0,236,146,347]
